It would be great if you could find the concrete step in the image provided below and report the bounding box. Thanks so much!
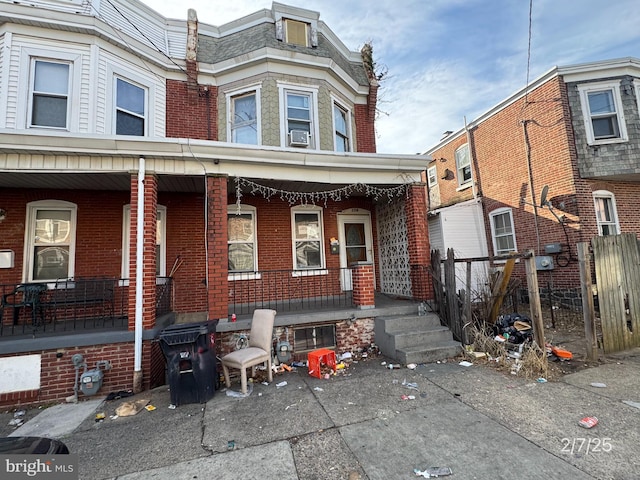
[374,313,461,363]
[376,313,441,332]
[392,326,454,349]
[397,341,463,364]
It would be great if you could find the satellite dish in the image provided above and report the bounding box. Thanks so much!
[540,185,549,207]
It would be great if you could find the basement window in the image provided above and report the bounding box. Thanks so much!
[294,325,336,352]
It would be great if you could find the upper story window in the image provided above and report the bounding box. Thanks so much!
[455,143,472,187]
[285,19,309,47]
[115,77,146,136]
[228,205,257,273]
[489,208,517,256]
[333,102,351,152]
[24,201,77,282]
[291,206,325,270]
[427,166,438,187]
[578,82,627,145]
[228,88,260,145]
[30,60,70,129]
[593,190,620,236]
[279,84,319,149]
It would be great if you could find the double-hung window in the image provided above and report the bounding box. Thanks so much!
[593,190,620,236]
[490,208,517,256]
[280,85,318,148]
[24,201,77,282]
[578,82,627,144]
[30,60,70,129]
[333,103,350,152]
[291,207,324,270]
[228,205,257,273]
[455,143,472,187]
[229,90,259,145]
[427,166,438,187]
[121,205,166,281]
[115,77,146,136]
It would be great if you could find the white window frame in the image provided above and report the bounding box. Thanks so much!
[427,166,438,187]
[592,190,620,236]
[284,18,310,47]
[332,98,351,152]
[226,85,261,145]
[278,83,320,149]
[106,64,155,136]
[455,143,472,188]
[291,205,326,273]
[489,208,517,257]
[114,76,147,136]
[18,48,81,131]
[23,200,77,283]
[227,205,260,280]
[121,205,166,284]
[578,81,628,145]
[28,59,71,130]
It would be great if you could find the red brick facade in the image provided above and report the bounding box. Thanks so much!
[166,80,218,140]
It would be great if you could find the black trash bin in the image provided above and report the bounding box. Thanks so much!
[159,320,218,406]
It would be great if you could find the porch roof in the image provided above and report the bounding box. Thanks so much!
[0,131,430,192]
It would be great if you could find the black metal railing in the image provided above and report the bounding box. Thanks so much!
[228,267,354,315]
[0,278,129,338]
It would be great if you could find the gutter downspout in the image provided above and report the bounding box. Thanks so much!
[133,156,145,392]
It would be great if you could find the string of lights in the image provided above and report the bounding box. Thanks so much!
[234,177,412,212]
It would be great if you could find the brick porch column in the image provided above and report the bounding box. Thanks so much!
[351,262,375,309]
[206,175,228,320]
[405,184,433,301]
[128,173,158,330]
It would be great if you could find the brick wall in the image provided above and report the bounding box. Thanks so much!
[0,189,129,285]
[128,174,158,330]
[207,176,228,320]
[429,77,597,288]
[354,102,376,153]
[0,340,164,408]
[166,80,218,140]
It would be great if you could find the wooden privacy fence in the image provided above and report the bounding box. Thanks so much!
[590,233,640,353]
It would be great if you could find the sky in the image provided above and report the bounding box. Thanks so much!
[144,0,640,155]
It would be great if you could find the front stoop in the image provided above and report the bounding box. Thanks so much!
[374,313,462,364]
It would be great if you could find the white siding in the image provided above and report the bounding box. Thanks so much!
[435,199,490,298]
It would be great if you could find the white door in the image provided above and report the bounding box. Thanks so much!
[338,211,373,291]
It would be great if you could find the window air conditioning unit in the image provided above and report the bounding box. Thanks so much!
[290,130,310,147]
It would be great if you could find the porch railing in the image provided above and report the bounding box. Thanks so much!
[228,267,354,315]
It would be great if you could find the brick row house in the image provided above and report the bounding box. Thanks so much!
[0,0,434,406]
[425,57,640,301]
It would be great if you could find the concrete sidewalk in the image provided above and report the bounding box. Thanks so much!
[5,348,640,480]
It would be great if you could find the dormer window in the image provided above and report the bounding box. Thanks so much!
[285,19,309,47]
[275,16,318,47]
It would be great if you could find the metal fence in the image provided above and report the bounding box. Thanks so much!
[228,267,354,315]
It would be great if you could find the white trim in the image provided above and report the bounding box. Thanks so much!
[489,207,517,257]
[427,165,437,187]
[227,204,258,273]
[226,85,262,145]
[577,81,628,145]
[121,204,166,281]
[331,95,351,152]
[23,200,77,283]
[19,47,82,132]
[107,65,155,136]
[291,205,325,270]
[455,143,472,187]
[592,190,620,236]
[278,82,320,149]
